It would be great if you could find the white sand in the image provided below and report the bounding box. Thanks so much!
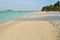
[0,11,60,40]
[0,21,57,40]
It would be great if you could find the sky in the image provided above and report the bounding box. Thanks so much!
[0,0,60,11]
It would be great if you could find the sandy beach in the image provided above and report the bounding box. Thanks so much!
[0,12,60,40]
[23,12,60,18]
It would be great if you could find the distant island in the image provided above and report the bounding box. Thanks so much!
[4,10,35,12]
[5,10,13,11]
[41,1,60,11]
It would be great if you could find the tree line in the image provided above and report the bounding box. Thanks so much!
[41,1,60,11]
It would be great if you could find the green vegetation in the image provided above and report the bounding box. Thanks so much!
[41,1,60,11]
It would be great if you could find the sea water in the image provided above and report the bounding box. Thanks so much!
[0,11,32,24]
[0,11,60,24]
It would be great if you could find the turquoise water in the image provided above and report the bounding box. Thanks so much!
[0,11,32,24]
[0,11,60,24]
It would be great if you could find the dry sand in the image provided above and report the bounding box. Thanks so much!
[0,12,59,40]
[0,21,57,40]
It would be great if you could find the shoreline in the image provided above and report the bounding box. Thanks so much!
[0,11,60,26]
[0,11,60,28]
[0,11,60,40]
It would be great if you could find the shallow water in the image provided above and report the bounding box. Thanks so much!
[0,11,32,24]
[0,11,60,24]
